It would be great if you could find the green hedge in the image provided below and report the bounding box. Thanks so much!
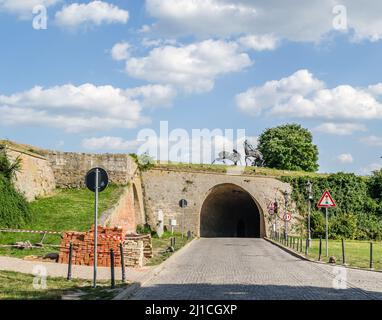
[281,172,382,240]
[0,174,32,228]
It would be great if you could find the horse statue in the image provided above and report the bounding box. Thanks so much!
[244,139,265,167]
[212,149,242,166]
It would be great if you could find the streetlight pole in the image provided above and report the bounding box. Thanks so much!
[283,190,289,241]
[274,199,278,239]
[306,180,313,248]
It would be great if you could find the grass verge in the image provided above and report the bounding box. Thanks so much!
[274,236,382,271]
[0,270,127,300]
[147,231,193,266]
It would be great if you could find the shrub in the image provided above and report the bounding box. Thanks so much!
[329,212,358,240]
[0,174,32,228]
[136,223,152,235]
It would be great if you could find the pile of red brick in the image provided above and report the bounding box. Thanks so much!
[58,225,124,267]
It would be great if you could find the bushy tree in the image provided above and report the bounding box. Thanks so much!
[258,124,319,172]
[329,212,358,240]
[368,169,382,200]
[310,210,325,238]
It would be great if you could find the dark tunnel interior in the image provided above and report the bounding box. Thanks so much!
[200,184,261,238]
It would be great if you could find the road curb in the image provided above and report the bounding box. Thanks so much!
[265,237,382,274]
[264,237,312,262]
[113,237,198,300]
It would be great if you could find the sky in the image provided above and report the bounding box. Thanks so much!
[1,0,382,174]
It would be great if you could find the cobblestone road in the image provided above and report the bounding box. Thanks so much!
[131,238,382,300]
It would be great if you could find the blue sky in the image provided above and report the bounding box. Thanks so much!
[1,0,382,174]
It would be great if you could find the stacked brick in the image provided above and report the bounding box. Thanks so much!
[58,225,124,267]
[124,240,144,267]
[125,234,153,259]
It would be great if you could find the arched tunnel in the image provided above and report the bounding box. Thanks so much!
[200,184,262,238]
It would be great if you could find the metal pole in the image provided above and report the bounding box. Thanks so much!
[67,242,73,281]
[325,207,329,257]
[93,168,99,288]
[308,199,312,248]
[110,249,115,289]
[120,242,126,283]
[342,239,346,265]
[370,241,374,270]
[319,236,322,261]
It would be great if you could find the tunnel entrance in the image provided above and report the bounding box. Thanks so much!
[200,184,261,238]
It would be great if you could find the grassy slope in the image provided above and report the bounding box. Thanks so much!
[0,185,124,257]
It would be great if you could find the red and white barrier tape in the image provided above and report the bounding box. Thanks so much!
[0,228,61,235]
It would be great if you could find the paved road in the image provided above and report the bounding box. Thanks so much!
[131,238,382,300]
[0,256,151,281]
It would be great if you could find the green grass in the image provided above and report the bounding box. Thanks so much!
[0,185,124,258]
[0,270,127,300]
[153,161,329,178]
[275,237,382,271]
[147,231,192,266]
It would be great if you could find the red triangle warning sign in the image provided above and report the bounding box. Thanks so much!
[317,190,337,208]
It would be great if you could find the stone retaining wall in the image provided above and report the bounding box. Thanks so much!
[1,145,56,201]
[46,152,138,188]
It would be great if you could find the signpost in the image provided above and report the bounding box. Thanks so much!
[317,190,337,257]
[85,167,109,288]
[179,199,188,238]
[267,201,275,237]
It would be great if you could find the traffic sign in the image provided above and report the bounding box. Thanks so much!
[267,202,274,215]
[179,199,188,208]
[85,167,109,193]
[317,190,336,208]
[283,213,292,222]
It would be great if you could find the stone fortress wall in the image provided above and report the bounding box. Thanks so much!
[1,141,144,233]
[1,144,56,201]
[1,141,301,238]
[141,168,300,238]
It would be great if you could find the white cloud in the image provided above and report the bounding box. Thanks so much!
[238,34,279,51]
[360,135,382,147]
[360,163,382,175]
[337,153,354,164]
[0,0,59,18]
[82,136,141,151]
[236,69,382,120]
[313,123,366,136]
[126,84,177,108]
[111,41,130,61]
[55,1,129,28]
[145,0,382,43]
[236,69,324,116]
[0,83,175,132]
[125,39,252,93]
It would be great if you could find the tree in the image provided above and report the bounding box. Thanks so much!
[368,169,382,200]
[258,123,319,172]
